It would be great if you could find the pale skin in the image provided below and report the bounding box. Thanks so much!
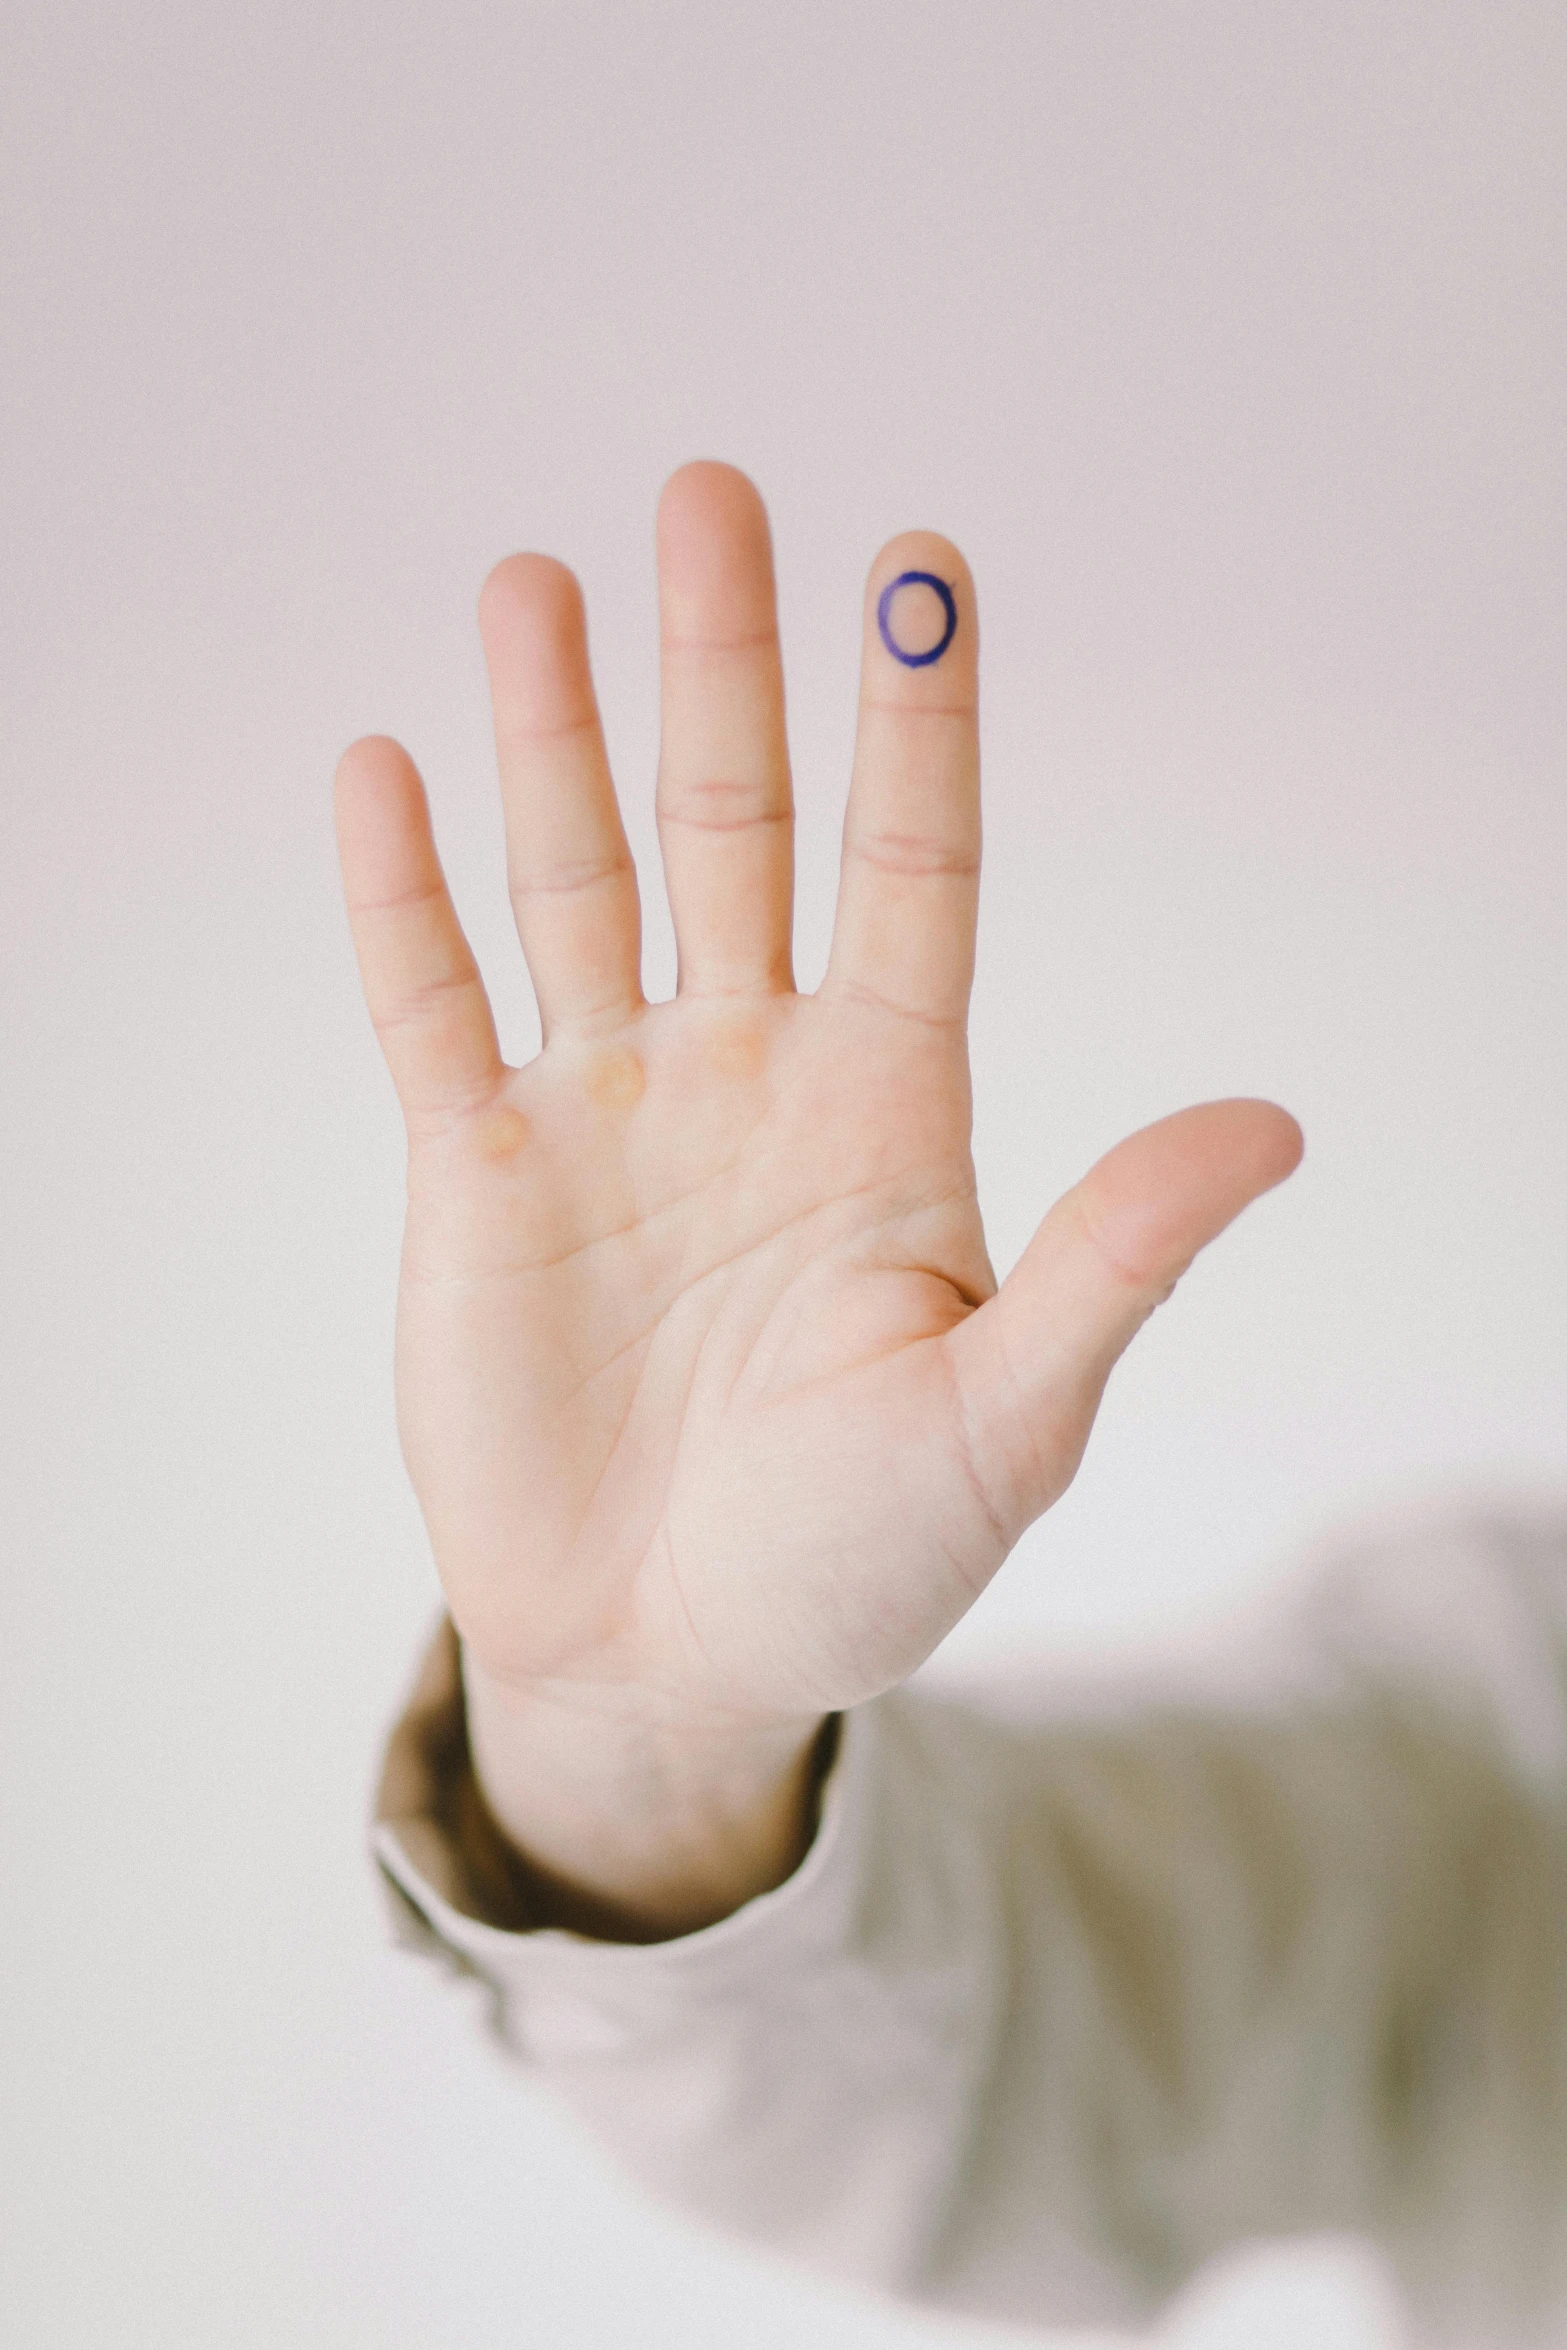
[335,461,1303,1942]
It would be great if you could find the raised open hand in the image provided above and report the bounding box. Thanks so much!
[337,463,1300,1924]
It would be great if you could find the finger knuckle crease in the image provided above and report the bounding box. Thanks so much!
[838,978,962,1029]
[663,805,790,836]
[352,879,446,917]
[510,856,632,900]
[851,832,978,878]
[376,969,475,1030]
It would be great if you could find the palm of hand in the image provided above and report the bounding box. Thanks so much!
[397,986,1005,1719]
[338,464,1300,1732]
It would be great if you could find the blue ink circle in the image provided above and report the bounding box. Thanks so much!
[876,570,958,668]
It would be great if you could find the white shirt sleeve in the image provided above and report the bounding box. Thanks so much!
[370,1507,1567,2347]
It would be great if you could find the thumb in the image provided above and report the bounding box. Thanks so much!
[944,1098,1303,1539]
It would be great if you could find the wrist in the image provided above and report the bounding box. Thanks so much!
[460,1653,833,1942]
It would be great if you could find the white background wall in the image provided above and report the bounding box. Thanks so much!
[3,4,1562,2344]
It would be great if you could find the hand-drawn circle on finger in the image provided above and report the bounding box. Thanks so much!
[876,570,958,668]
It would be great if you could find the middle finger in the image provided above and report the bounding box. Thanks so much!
[655,462,796,1000]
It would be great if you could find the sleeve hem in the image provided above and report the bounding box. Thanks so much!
[369,1611,869,1982]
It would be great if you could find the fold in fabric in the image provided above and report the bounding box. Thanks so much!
[372,1506,1567,2347]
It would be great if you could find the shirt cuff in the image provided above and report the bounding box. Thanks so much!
[369,1611,863,2007]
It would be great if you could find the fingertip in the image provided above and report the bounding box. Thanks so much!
[1223,1098,1306,1191]
[1262,1102,1306,1182]
[477,552,584,643]
[335,733,414,803]
[868,529,973,601]
[657,462,779,646]
[658,459,769,546]
[864,531,977,687]
[1073,1098,1304,1292]
[477,554,598,737]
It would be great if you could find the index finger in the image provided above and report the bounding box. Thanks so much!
[821,533,980,1030]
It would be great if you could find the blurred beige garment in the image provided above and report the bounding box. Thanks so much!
[373,1511,1567,2348]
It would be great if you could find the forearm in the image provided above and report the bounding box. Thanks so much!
[376,1517,1567,2341]
[461,1652,833,1942]
[375,1663,1007,2312]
